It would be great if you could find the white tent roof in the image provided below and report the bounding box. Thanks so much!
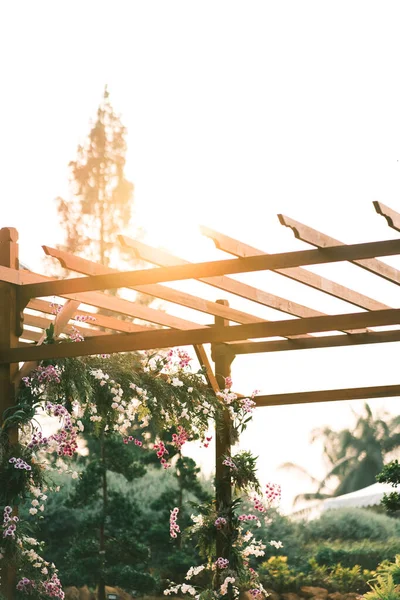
[321,482,396,511]
[288,482,397,521]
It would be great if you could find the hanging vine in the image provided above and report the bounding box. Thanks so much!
[0,321,281,599]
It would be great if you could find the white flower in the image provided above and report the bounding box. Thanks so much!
[29,508,38,516]
[111,402,119,409]
[41,495,47,501]
[71,471,79,480]
[31,499,39,507]
[77,420,84,432]
[187,387,193,393]
[269,540,283,549]
[171,378,184,387]
[33,562,42,568]
[100,380,107,386]
[41,567,48,575]
[39,505,45,512]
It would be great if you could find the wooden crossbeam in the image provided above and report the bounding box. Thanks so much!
[374,201,400,233]
[279,214,400,286]
[43,245,270,326]
[27,298,151,333]
[0,266,208,330]
[44,245,310,341]
[18,238,400,300]
[200,225,385,333]
[254,384,400,407]
[120,237,327,321]
[3,307,400,364]
[232,328,400,353]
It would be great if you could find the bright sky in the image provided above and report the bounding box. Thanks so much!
[2,0,400,510]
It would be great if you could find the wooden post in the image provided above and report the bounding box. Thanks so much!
[0,227,19,600]
[211,300,235,582]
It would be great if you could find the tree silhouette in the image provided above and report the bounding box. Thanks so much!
[56,86,133,268]
[281,403,400,505]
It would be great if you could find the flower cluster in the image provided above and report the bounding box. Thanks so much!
[16,578,35,592]
[2,506,18,538]
[222,456,237,469]
[45,403,78,457]
[164,583,196,596]
[9,456,32,471]
[169,507,180,538]
[123,436,143,447]
[36,365,61,385]
[265,482,281,505]
[154,440,170,469]
[252,495,265,512]
[74,314,96,323]
[215,557,229,569]
[238,514,259,522]
[269,540,283,549]
[172,426,188,450]
[185,565,205,580]
[166,348,192,369]
[42,572,64,598]
[242,538,266,558]
[214,517,227,529]
[220,576,237,597]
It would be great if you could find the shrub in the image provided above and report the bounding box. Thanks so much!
[312,539,400,571]
[303,508,400,542]
[258,556,373,594]
[364,574,400,600]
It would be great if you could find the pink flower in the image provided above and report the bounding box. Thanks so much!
[170,507,180,538]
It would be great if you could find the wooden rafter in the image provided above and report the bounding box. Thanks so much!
[279,214,400,286]
[27,298,152,333]
[44,246,277,326]
[200,225,387,319]
[254,384,400,407]
[374,201,400,233]
[17,238,400,300]
[232,328,400,353]
[3,307,400,365]
[0,266,208,330]
[43,245,310,341]
[120,237,327,321]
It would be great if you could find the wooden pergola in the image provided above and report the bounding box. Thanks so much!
[1,200,400,596]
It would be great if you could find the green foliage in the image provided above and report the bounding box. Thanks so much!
[311,540,400,571]
[377,460,400,513]
[258,555,373,594]
[230,450,261,493]
[364,574,400,600]
[376,555,400,585]
[303,508,400,542]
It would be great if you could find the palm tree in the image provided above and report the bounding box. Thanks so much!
[281,403,400,505]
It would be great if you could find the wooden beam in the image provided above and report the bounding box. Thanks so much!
[0,228,19,599]
[213,300,233,576]
[373,201,400,233]
[43,245,271,326]
[3,307,400,364]
[193,344,220,395]
[254,384,400,407]
[200,225,389,315]
[19,238,400,300]
[27,298,151,333]
[120,237,327,321]
[232,328,400,353]
[279,214,400,286]
[0,266,207,331]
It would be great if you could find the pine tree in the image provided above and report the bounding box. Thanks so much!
[56,86,133,268]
